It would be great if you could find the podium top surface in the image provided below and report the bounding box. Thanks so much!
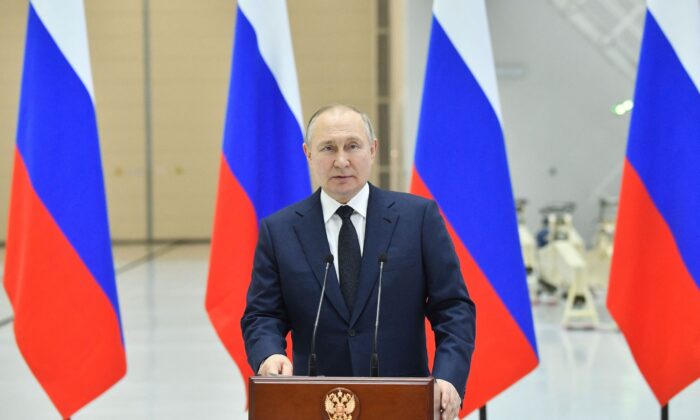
[250,375,434,385]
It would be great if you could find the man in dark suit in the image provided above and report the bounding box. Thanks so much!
[241,104,475,419]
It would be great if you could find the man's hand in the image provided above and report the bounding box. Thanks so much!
[436,379,461,420]
[257,354,293,376]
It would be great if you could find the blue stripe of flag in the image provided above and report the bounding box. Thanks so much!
[16,6,121,323]
[223,8,310,220]
[626,11,700,289]
[415,17,537,351]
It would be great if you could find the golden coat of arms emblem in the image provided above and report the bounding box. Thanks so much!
[323,388,359,420]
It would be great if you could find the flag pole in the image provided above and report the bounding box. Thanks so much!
[479,405,487,420]
[661,403,668,420]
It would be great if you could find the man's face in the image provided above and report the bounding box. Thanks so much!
[303,109,377,204]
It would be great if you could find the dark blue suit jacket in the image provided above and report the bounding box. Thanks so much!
[241,184,476,397]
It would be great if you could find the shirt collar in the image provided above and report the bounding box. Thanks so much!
[320,182,370,223]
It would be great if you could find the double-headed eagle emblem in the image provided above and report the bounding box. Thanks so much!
[324,388,357,420]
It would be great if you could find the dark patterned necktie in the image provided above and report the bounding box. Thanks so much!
[336,205,361,312]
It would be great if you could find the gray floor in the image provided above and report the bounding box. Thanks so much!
[0,243,698,419]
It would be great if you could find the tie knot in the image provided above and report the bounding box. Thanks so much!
[336,205,354,220]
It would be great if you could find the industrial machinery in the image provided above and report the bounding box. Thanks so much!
[585,197,617,290]
[536,202,598,327]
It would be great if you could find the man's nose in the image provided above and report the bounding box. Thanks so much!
[334,153,350,167]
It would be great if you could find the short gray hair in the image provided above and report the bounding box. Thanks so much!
[304,104,376,145]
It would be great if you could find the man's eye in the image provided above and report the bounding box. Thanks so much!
[320,145,333,152]
[349,143,360,150]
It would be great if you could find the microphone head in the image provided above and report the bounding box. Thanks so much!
[378,253,388,263]
[325,254,334,264]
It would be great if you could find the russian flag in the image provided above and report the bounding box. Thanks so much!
[205,0,310,405]
[410,1,538,416]
[607,0,700,406]
[3,0,126,417]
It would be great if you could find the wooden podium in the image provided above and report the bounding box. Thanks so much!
[249,376,439,419]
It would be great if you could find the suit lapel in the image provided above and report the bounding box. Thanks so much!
[350,185,398,327]
[293,189,351,322]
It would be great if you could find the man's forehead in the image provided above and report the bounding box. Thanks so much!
[310,112,367,140]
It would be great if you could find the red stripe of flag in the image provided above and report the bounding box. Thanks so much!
[5,150,125,418]
[206,157,258,398]
[608,161,700,404]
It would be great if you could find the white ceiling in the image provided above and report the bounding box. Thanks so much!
[550,0,646,78]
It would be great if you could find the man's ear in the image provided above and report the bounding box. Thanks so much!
[302,142,311,161]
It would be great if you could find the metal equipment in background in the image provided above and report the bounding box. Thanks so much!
[584,197,618,290]
[535,202,598,328]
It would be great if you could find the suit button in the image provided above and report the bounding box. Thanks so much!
[348,329,356,337]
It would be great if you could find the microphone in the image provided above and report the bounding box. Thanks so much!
[370,253,388,377]
[309,254,334,376]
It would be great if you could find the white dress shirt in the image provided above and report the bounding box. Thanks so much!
[320,182,369,280]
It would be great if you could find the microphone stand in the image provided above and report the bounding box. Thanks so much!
[370,254,387,377]
[308,254,334,376]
